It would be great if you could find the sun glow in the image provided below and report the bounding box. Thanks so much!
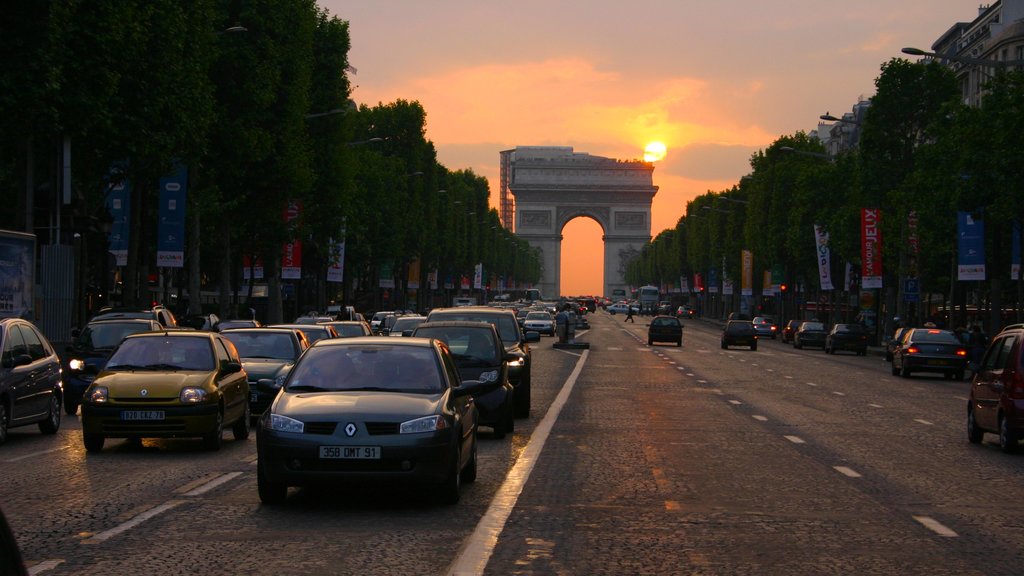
[643,141,667,162]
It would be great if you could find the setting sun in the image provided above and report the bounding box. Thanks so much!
[643,141,667,162]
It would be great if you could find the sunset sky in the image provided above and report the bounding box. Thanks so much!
[322,1,972,296]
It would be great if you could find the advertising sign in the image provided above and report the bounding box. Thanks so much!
[473,263,483,289]
[861,209,883,289]
[326,238,345,283]
[407,258,421,290]
[814,225,834,291]
[281,200,303,280]
[106,166,130,267]
[957,211,985,281]
[1013,221,1021,281]
[157,164,187,268]
[708,268,719,294]
[741,250,753,296]
[0,230,35,319]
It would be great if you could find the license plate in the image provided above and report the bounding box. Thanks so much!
[927,359,949,366]
[251,392,259,403]
[121,410,165,421]
[319,446,380,460]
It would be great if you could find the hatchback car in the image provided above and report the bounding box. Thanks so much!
[64,318,163,415]
[721,320,757,350]
[648,315,683,347]
[781,319,801,343]
[752,316,778,340]
[413,321,515,438]
[80,331,250,452]
[221,328,310,417]
[968,326,1024,452]
[825,323,869,355]
[320,320,372,338]
[256,337,496,504]
[426,307,539,418]
[0,318,63,445]
[793,321,827,349]
[522,311,555,336]
[891,328,967,380]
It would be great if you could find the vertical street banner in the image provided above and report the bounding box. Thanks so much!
[379,262,395,288]
[693,273,703,293]
[680,276,689,293]
[242,255,264,280]
[407,258,421,290]
[957,211,986,281]
[281,200,302,280]
[763,270,773,295]
[428,269,439,290]
[445,274,454,290]
[861,208,883,289]
[473,263,483,289]
[813,225,834,291]
[460,275,470,290]
[156,164,187,268]
[326,238,345,283]
[105,166,130,267]
[1012,221,1020,281]
[907,210,919,276]
[708,268,719,294]
[741,250,753,296]
[723,278,734,296]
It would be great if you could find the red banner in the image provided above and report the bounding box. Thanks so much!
[282,200,302,279]
[861,208,882,289]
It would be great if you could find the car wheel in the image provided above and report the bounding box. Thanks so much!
[441,448,462,505]
[83,433,105,453]
[257,462,287,505]
[203,411,224,451]
[492,408,507,439]
[721,341,727,349]
[648,338,653,346]
[460,432,478,484]
[676,339,682,347]
[900,363,911,378]
[795,341,802,349]
[891,361,899,376]
[955,370,965,381]
[64,399,79,416]
[999,415,1018,453]
[232,402,251,441]
[514,375,531,419]
[967,406,984,444]
[38,393,61,435]
[0,402,9,446]
[751,343,757,351]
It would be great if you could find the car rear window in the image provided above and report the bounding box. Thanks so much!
[801,323,825,331]
[222,332,297,360]
[913,330,961,344]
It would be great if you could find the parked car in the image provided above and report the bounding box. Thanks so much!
[890,328,967,380]
[80,330,250,452]
[606,302,635,315]
[522,311,556,336]
[967,324,1024,452]
[781,319,801,343]
[885,326,913,362]
[648,315,683,347]
[0,318,64,445]
[256,337,496,504]
[269,323,339,345]
[825,323,869,355]
[221,328,310,417]
[721,320,757,350]
[63,318,163,415]
[752,316,778,340]
[426,307,539,418]
[90,305,177,328]
[320,320,372,338]
[413,321,516,438]
[793,321,827,349]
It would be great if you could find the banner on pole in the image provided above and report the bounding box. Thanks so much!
[814,224,834,291]
[741,250,753,296]
[957,211,986,281]
[157,163,187,268]
[861,209,883,289]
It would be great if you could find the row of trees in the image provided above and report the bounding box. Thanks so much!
[0,0,538,324]
[626,58,1024,332]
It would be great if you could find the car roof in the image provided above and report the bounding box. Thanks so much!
[310,336,436,349]
[220,327,298,335]
[86,318,161,326]
[123,330,214,340]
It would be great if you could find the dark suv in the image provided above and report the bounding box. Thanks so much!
[425,307,540,417]
[89,305,177,328]
[968,325,1024,452]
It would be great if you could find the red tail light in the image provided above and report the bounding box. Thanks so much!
[906,346,919,354]
[956,349,967,357]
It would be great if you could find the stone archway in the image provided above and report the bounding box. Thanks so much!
[504,147,657,298]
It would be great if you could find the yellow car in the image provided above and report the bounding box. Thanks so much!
[80,331,250,452]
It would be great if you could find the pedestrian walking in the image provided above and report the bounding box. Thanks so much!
[625,305,635,323]
[968,324,988,378]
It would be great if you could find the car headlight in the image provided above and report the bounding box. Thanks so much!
[179,387,208,403]
[69,358,86,371]
[400,415,448,434]
[88,386,109,403]
[506,356,525,368]
[267,414,304,433]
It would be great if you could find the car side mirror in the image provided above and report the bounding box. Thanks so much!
[222,361,243,374]
[453,379,499,398]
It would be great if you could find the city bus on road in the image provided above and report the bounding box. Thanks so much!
[638,285,660,315]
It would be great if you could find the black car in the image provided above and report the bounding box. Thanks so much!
[63,318,163,415]
[0,318,63,444]
[722,320,757,350]
[413,321,516,438]
[885,327,912,362]
[648,315,683,347]
[781,319,801,343]
[794,321,827,349]
[89,305,177,328]
[891,328,967,380]
[825,323,869,355]
[221,328,310,417]
[214,319,262,332]
[256,337,496,504]
[425,307,539,418]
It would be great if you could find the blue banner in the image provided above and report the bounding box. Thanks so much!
[708,268,719,294]
[1013,220,1021,280]
[157,163,187,268]
[957,211,985,281]
[105,164,130,267]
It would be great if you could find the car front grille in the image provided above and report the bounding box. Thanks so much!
[303,422,338,435]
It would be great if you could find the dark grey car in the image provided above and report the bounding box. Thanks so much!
[0,318,63,444]
[794,321,827,349]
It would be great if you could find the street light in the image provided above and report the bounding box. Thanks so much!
[900,46,1024,69]
[820,112,861,126]
[778,146,830,161]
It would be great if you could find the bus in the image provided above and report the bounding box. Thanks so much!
[638,285,660,315]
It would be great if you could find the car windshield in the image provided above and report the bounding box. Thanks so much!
[913,330,961,344]
[415,327,499,364]
[222,332,297,360]
[76,322,153,350]
[801,322,825,331]
[652,318,678,327]
[836,324,865,333]
[526,312,550,321]
[392,317,425,331]
[332,324,368,337]
[298,327,331,343]
[106,337,214,371]
[286,345,443,393]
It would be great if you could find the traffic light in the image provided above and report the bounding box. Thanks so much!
[780,283,788,293]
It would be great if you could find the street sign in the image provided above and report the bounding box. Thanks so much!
[903,278,920,302]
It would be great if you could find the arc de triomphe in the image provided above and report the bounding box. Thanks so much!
[502,147,657,299]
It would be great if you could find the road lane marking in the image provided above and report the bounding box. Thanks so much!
[697,380,707,384]
[833,391,846,396]
[728,400,742,405]
[784,375,793,380]
[5,445,70,463]
[913,516,958,537]
[784,435,805,444]
[82,501,185,544]
[806,382,818,387]
[954,396,968,402]
[182,472,243,496]
[915,419,934,426]
[869,403,884,408]
[28,560,64,575]
[834,466,862,478]
[607,347,622,351]
[448,350,589,576]
[752,415,768,422]
[555,349,584,357]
